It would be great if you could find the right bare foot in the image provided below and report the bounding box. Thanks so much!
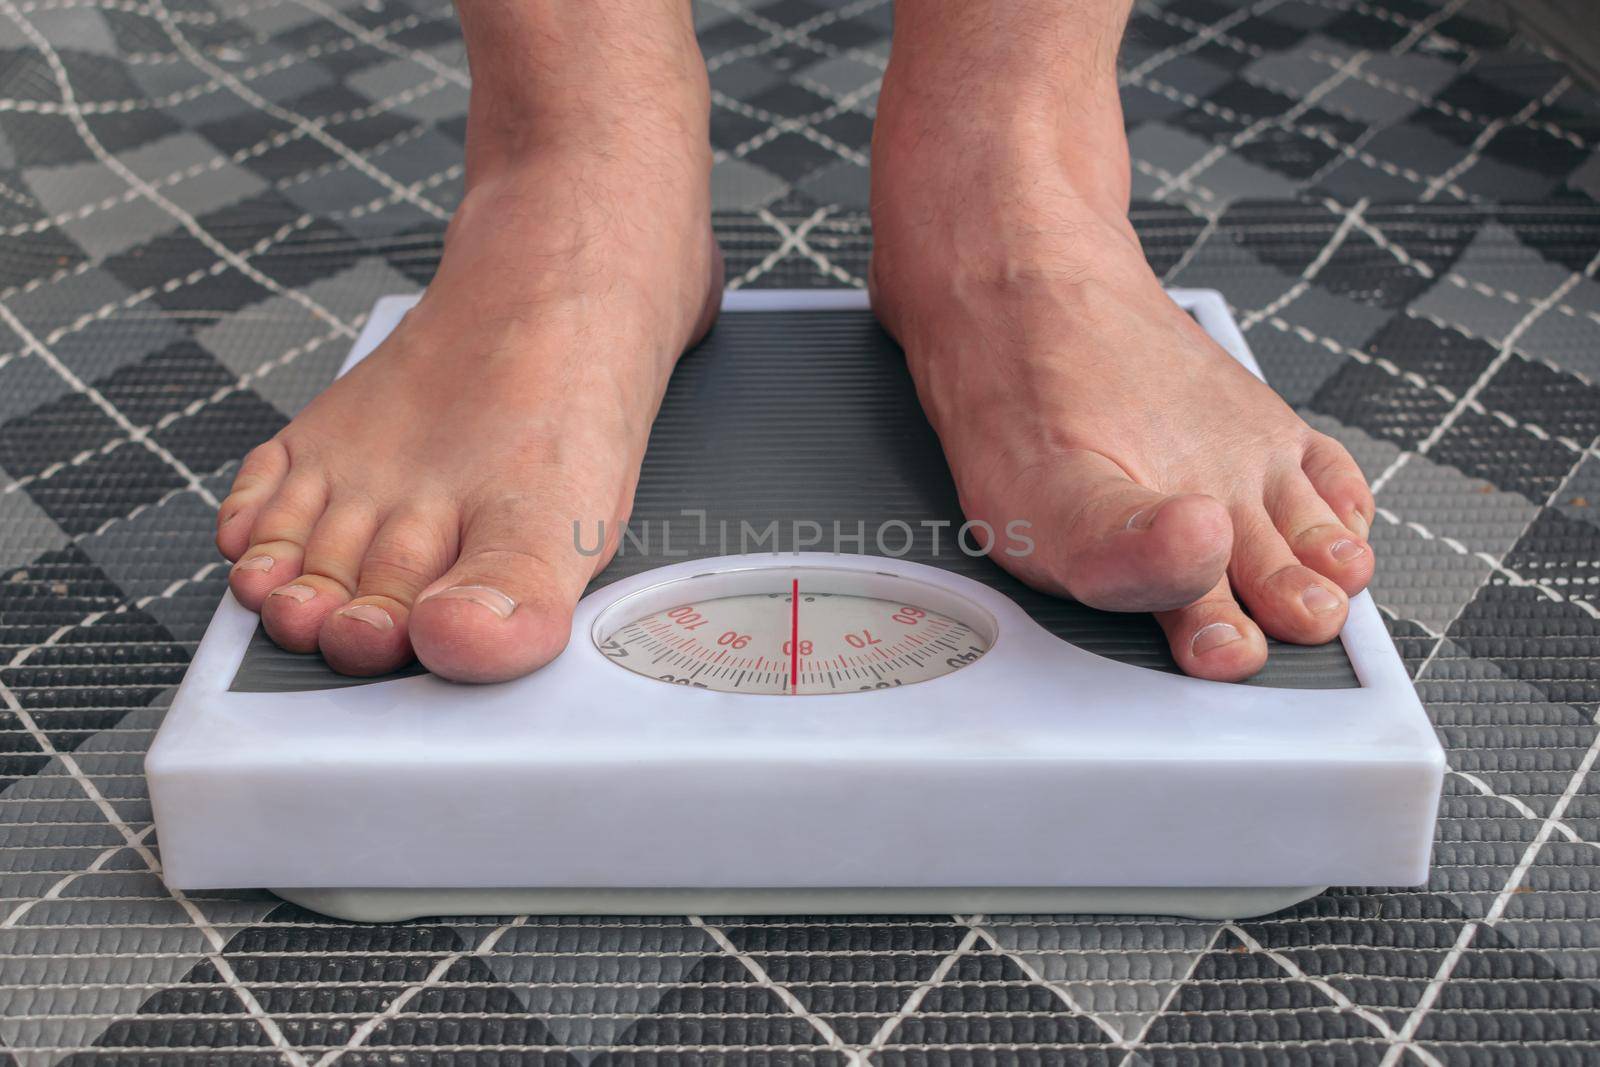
[215,4,721,682]
[868,1,1376,682]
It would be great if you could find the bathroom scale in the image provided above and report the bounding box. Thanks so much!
[147,288,1444,922]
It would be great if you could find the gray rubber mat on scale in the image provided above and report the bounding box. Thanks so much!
[2,0,1600,1064]
[230,306,1358,692]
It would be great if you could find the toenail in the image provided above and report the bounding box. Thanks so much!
[1349,512,1370,539]
[1125,503,1160,531]
[235,554,274,574]
[269,584,316,604]
[422,584,517,619]
[1191,622,1243,656]
[1301,584,1341,616]
[337,604,394,631]
[1330,539,1366,562]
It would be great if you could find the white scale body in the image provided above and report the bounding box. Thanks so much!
[147,290,1445,922]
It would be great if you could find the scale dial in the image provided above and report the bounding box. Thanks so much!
[593,568,993,695]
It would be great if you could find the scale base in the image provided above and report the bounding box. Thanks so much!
[148,290,1444,922]
[272,885,1329,923]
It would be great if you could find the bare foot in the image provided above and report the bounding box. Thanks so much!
[869,4,1375,682]
[215,4,721,681]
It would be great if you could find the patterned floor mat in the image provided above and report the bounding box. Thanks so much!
[1,0,1598,1064]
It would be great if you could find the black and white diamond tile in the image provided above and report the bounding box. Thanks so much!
[0,0,1598,1063]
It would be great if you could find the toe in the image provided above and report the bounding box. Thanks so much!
[1155,576,1268,682]
[227,474,326,610]
[1228,509,1349,644]
[319,510,458,676]
[409,502,594,683]
[217,441,288,561]
[1265,471,1374,596]
[260,501,376,653]
[1028,449,1232,612]
[1303,433,1375,540]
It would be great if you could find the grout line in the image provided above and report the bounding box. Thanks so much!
[1448,770,1561,832]
[963,917,1131,1049]
[0,8,445,117]
[1375,599,1442,639]
[860,921,984,1058]
[1159,210,1221,283]
[1364,504,1598,619]
[1420,76,1572,203]
[0,674,310,1067]
[778,215,865,288]
[147,0,451,222]
[1391,0,1470,54]
[1133,156,1222,220]
[0,0,359,343]
[1263,312,1596,465]
[1130,69,1472,202]
[1126,0,1552,176]
[1121,0,1285,86]
[731,207,829,288]
[0,299,221,509]
[6,560,227,669]
[1370,244,1600,497]
[1226,924,1420,1052]
[0,143,448,386]
[1238,198,1369,332]
[1384,296,1600,1061]
[314,916,530,1067]
[0,41,452,1018]
[1115,924,1222,1065]
[688,914,860,1063]
[0,824,156,929]
[1326,199,1434,280]
[734,206,864,290]
[1306,48,1589,151]
[1,267,389,502]
[1339,205,1600,341]
[1379,720,1600,1066]
[1154,50,1372,201]
[0,66,453,244]
[289,0,469,89]
[714,78,880,169]
[700,0,888,76]
[1303,0,1489,59]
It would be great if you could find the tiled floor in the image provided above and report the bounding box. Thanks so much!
[1,0,1598,1063]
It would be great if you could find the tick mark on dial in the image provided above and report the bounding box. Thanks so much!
[789,577,799,695]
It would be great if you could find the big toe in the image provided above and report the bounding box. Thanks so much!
[407,507,592,683]
[411,571,575,683]
[1021,450,1232,613]
[1106,492,1235,610]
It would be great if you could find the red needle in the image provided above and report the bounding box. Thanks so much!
[790,578,799,695]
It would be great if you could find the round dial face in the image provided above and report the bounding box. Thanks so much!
[596,579,990,695]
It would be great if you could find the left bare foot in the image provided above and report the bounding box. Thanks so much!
[869,3,1376,682]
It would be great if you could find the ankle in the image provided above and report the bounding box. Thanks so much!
[422,158,719,381]
[468,74,710,180]
[887,0,1127,97]
[873,2,1133,221]
[876,90,1130,215]
[458,3,710,184]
